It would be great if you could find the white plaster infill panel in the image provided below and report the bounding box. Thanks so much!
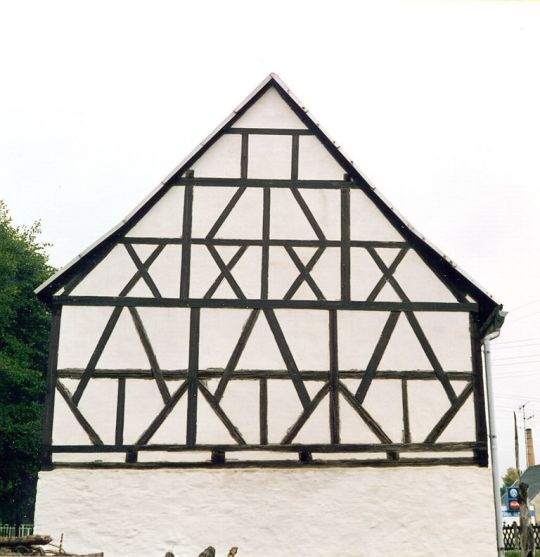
[232,87,307,129]
[35,466,496,557]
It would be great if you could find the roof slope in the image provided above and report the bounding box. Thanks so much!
[520,466,540,500]
[36,73,502,330]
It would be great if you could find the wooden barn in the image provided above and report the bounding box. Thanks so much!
[34,74,504,557]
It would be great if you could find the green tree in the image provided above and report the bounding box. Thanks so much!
[0,200,54,525]
[501,466,520,495]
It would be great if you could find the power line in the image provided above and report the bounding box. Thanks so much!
[507,300,540,313]
[493,355,540,362]
[492,343,540,351]
[493,360,540,366]
[507,310,540,324]
[495,394,540,403]
[496,337,540,345]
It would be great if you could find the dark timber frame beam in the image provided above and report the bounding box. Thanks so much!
[52,297,477,312]
[57,368,475,381]
[119,238,409,249]
[46,457,479,470]
[50,441,481,454]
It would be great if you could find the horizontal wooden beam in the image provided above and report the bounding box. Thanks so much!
[225,128,313,136]
[118,238,409,249]
[49,441,480,453]
[172,178,349,189]
[45,456,478,470]
[56,368,474,381]
[52,296,478,312]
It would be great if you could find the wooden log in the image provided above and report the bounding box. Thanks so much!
[0,535,52,546]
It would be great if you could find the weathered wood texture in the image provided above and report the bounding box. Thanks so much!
[0,535,52,546]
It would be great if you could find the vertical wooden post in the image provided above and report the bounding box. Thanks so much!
[259,378,268,445]
[180,176,194,299]
[340,187,350,302]
[187,307,200,447]
[261,187,270,300]
[515,411,521,477]
[469,313,488,466]
[42,305,62,465]
[115,377,126,446]
[401,378,411,443]
[329,309,340,444]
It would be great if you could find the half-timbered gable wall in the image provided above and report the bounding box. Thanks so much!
[35,75,499,557]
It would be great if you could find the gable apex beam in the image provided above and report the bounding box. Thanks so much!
[173,178,348,189]
[225,128,314,135]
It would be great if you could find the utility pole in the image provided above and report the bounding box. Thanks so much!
[514,411,521,477]
[519,402,534,469]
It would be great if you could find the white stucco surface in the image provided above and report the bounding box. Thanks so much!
[35,466,495,557]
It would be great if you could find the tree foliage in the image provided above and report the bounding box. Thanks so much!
[501,467,520,496]
[0,200,54,524]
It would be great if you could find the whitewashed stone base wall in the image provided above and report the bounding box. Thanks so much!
[34,466,495,557]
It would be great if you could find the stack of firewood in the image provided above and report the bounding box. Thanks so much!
[0,535,52,555]
[0,535,102,557]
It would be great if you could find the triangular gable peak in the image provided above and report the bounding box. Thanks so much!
[36,74,499,329]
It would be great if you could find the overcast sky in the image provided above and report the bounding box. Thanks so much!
[2,0,540,474]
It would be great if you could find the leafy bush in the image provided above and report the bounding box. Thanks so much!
[0,201,54,523]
